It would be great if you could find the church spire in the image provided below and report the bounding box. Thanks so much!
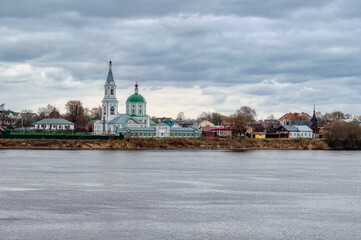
[135,76,139,94]
[106,60,114,83]
[311,104,317,124]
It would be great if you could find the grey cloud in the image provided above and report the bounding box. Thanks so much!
[0,0,360,116]
[1,0,333,19]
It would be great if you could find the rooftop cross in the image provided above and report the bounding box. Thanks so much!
[135,76,139,94]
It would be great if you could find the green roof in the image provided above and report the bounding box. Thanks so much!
[162,120,176,127]
[35,118,74,125]
[126,93,146,103]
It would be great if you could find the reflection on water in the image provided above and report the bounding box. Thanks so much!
[0,150,361,239]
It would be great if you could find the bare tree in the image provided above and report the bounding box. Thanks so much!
[230,106,257,134]
[176,112,186,121]
[267,114,275,119]
[197,112,224,125]
[326,121,361,150]
[90,106,102,120]
[65,100,89,130]
[38,104,60,120]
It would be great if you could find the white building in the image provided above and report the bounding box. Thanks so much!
[35,119,74,131]
[287,125,314,138]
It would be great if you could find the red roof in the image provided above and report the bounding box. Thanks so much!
[278,112,310,121]
[202,126,218,132]
[202,126,230,132]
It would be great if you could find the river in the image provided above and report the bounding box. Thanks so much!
[0,150,361,239]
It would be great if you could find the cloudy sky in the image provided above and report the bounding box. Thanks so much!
[1,0,360,119]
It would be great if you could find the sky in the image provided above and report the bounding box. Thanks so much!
[1,0,360,119]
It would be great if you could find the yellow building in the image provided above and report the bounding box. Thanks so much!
[251,132,266,139]
[199,120,215,129]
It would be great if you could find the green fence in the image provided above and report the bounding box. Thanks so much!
[0,134,124,140]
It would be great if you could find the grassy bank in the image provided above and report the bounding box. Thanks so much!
[0,137,331,150]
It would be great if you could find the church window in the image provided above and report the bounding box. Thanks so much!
[111,89,114,95]
[132,109,135,114]
[110,106,115,115]
[139,109,142,114]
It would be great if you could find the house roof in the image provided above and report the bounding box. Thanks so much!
[170,127,201,132]
[162,120,177,127]
[282,125,298,132]
[279,112,310,121]
[293,120,313,127]
[202,126,230,132]
[295,125,313,132]
[35,118,74,125]
[176,120,199,126]
[201,126,218,132]
[118,127,156,131]
[250,123,266,132]
[109,114,140,124]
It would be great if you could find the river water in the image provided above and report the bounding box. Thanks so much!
[0,150,361,239]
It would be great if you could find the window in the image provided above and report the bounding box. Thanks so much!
[111,89,114,95]
[139,109,142,114]
[132,109,135,114]
[110,106,115,115]
[104,106,106,115]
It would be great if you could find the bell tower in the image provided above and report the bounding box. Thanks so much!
[102,61,118,123]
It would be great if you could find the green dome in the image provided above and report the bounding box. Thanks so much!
[126,93,146,103]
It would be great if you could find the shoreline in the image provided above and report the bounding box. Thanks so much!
[0,138,333,150]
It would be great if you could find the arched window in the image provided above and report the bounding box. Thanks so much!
[111,89,114,95]
[110,106,115,115]
[139,109,142,114]
[103,106,106,115]
[132,109,135,114]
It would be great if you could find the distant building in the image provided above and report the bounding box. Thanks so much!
[35,119,75,131]
[202,126,232,137]
[277,125,314,138]
[176,120,199,128]
[16,112,39,127]
[279,112,311,125]
[198,120,215,128]
[156,117,173,123]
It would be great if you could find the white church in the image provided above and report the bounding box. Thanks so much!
[93,62,201,138]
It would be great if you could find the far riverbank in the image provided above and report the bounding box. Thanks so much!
[0,138,332,150]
